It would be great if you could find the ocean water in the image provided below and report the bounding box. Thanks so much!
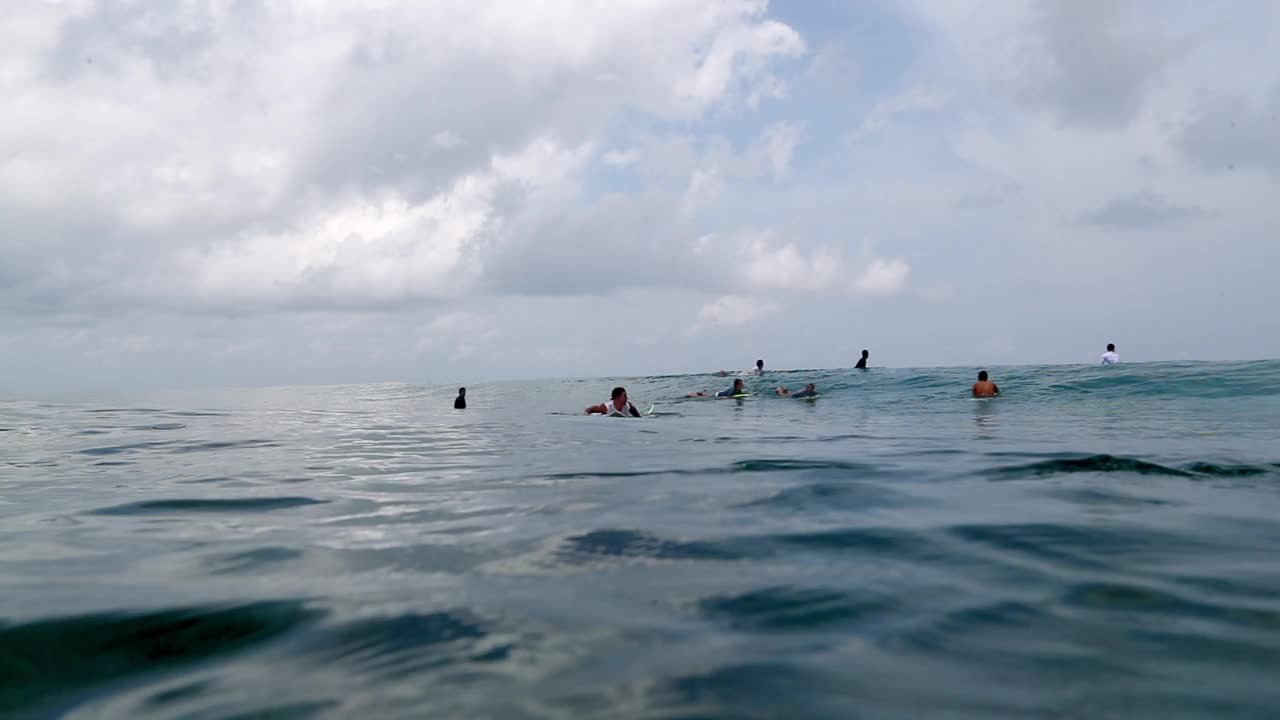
[3,360,1280,719]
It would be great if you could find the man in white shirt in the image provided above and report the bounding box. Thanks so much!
[1101,343,1119,364]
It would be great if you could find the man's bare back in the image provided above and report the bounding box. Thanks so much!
[972,371,998,398]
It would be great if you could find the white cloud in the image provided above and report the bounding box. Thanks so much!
[0,0,806,314]
[685,294,779,336]
[855,89,947,136]
[850,258,910,296]
[4,0,1280,392]
[601,148,640,168]
[756,123,801,179]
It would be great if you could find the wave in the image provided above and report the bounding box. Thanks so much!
[91,497,327,515]
[0,601,321,718]
[989,454,1280,480]
[535,459,883,482]
[698,586,892,631]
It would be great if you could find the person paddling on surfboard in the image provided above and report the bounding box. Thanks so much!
[586,387,642,417]
[688,378,747,397]
[776,383,817,398]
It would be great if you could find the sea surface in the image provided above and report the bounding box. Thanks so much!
[3,361,1280,719]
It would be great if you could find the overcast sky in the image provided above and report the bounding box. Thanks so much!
[3,0,1278,394]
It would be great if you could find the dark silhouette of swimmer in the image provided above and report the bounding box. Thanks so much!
[454,387,466,409]
[855,349,869,369]
[689,378,746,397]
[972,371,999,398]
[776,383,817,398]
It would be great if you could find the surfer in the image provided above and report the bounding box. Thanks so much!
[585,387,641,417]
[743,359,765,376]
[855,349,869,369]
[972,371,999,398]
[688,378,747,397]
[1101,343,1119,364]
[454,387,466,409]
[776,383,818,398]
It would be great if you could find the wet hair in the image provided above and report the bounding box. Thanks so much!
[861,349,869,357]
[805,383,815,391]
[978,371,989,381]
[1107,343,1115,352]
[611,387,626,400]
[756,359,764,368]
[458,387,465,394]
[734,378,745,389]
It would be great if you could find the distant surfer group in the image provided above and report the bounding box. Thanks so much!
[455,344,1121,414]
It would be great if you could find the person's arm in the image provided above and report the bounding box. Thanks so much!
[629,404,641,417]
[585,403,606,415]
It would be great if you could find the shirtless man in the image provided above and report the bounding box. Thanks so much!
[972,370,999,398]
[585,387,641,416]
[776,383,818,398]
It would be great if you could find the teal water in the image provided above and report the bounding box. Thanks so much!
[3,361,1280,719]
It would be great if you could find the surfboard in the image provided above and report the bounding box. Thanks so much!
[609,404,656,417]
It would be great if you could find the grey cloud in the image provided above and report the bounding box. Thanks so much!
[1,2,805,320]
[1177,85,1280,175]
[1079,191,1215,230]
[44,1,230,82]
[1014,0,1172,129]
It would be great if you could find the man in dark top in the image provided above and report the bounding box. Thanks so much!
[454,387,466,409]
[855,349,869,369]
[688,378,747,397]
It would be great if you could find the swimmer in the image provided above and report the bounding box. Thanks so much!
[855,349,869,369]
[1101,343,1119,364]
[688,378,747,397]
[585,387,641,417]
[454,387,466,409]
[972,371,999,398]
[742,359,765,376]
[776,383,818,398]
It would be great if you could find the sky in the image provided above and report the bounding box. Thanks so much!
[3,0,1279,394]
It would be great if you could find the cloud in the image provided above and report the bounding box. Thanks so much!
[4,0,1280,393]
[1079,191,1215,230]
[855,89,947,136]
[685,294,779,336]
[1177,84,1280,175]
[0,0,805,316]
[850,258,910,296]
[601,149,640,168]
[1012,1,1175,129]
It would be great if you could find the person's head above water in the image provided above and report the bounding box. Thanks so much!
[861,350,869,358]
[733,378,745,392]
[978,371,989,381]
[756,359,764,370]
[611,387,627,402]
[457,387,465,396]
[1107,343,1115,352]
